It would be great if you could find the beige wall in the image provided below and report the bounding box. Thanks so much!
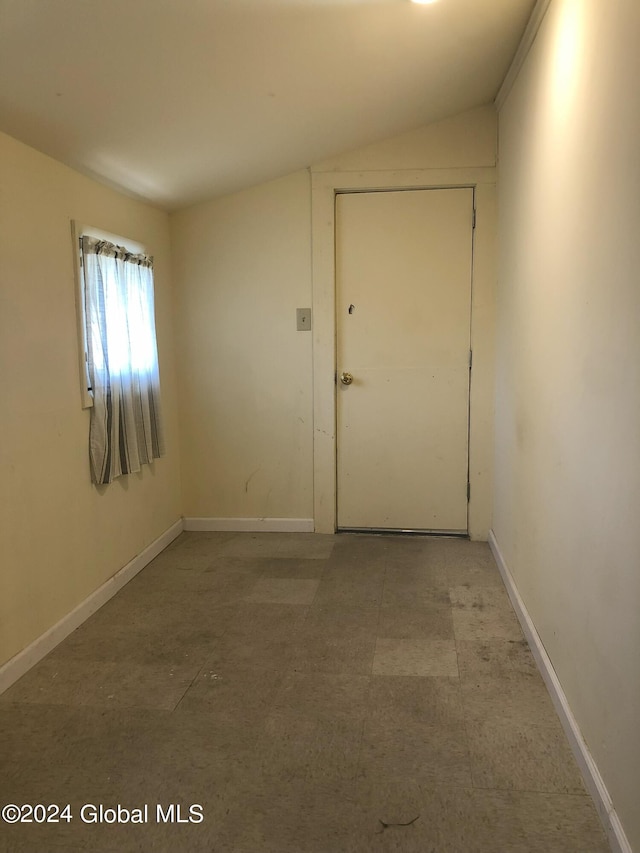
[171,171,314,521]
[495,0,640,848]
[0,132,182,669]
[313,105,497,172]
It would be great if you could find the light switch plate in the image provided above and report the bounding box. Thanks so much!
[296,308,312,331]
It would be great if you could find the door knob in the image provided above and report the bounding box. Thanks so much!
[340,371,354,385]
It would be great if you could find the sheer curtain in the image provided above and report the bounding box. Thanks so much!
[81,236,165,485]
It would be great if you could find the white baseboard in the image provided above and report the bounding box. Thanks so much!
[0,518,184,696]
[183,517,315,533]
[488,530,632,853]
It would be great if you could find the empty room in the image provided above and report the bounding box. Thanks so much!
[0,0,637,851]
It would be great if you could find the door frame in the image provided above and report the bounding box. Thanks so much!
[311,167,497,538]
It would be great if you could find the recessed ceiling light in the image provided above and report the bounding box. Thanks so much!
[411,0,438,4]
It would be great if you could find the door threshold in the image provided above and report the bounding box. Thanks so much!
[337,527,468,538]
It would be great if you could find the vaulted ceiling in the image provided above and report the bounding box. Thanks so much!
[0,0,535,210]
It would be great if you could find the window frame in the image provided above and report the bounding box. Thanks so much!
[71,220,146,409]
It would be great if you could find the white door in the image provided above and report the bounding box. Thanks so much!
[335,188,473,533]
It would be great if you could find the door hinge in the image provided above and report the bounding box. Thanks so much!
[467,482,471,502]
[469,349,473,369]
[472,208,477,229]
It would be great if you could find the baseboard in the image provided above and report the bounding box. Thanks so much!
[183,517,315,533]
[0,518,184,696]
[488,530,632,853]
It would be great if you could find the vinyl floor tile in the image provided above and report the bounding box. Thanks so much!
[1,706,173,794]
[175,662,284,722]
[79,581,242,630]
[359,721,473,788]
[215,533,297,559]
[275,532,336,560]
[353,774,424,828]
[235,557,329,579]
[381,575,449,606]
[271,672,371,720]
[245,577,320,604]
[142,549,220,572]
[449,584,514,611]
[226,601,311,635]
[292,627,377,675]
[322,557,388,582]
[204,554,282,575]
[313,575,385,607]
[377,602,454,641]
[450,587,524,642]
[126,568,258,602]
[507,789,610,852]
[467,717,586,794]
[1,733,256,853]
[372,638,459,677]
[166,530,239,555]
[293,605,379,674]
[208,630,298,670]
[460,670,559,726]
[44,614,222,667]
[456,637,538,678]
[383,561,447,586]
[367,676,465,728]
[216,532,334,560]
[329,540,390,572]
[446,559,505,589]
[424,538,495,568]
[352,785,610,853]
[305,603,380,629]
[257,712,364,785]
[216,779,357,853]
[0,657,199,711]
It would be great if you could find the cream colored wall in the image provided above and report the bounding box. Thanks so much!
[495,1,640,848]
[170,171,314,521]
[0,132,182,669]
[313,105,497,172]
[312,105,497,538]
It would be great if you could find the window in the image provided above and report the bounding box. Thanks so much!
[73,223,165,485]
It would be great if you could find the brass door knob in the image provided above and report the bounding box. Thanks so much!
[340,371,354,385]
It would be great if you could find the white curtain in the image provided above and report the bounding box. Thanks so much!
[81,236,165,485]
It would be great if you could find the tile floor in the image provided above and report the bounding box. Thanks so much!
[0,532,610,852]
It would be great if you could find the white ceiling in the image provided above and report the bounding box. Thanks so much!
[0,0,535,210]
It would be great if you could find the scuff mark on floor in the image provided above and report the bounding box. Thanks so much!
[376,814,421,834]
